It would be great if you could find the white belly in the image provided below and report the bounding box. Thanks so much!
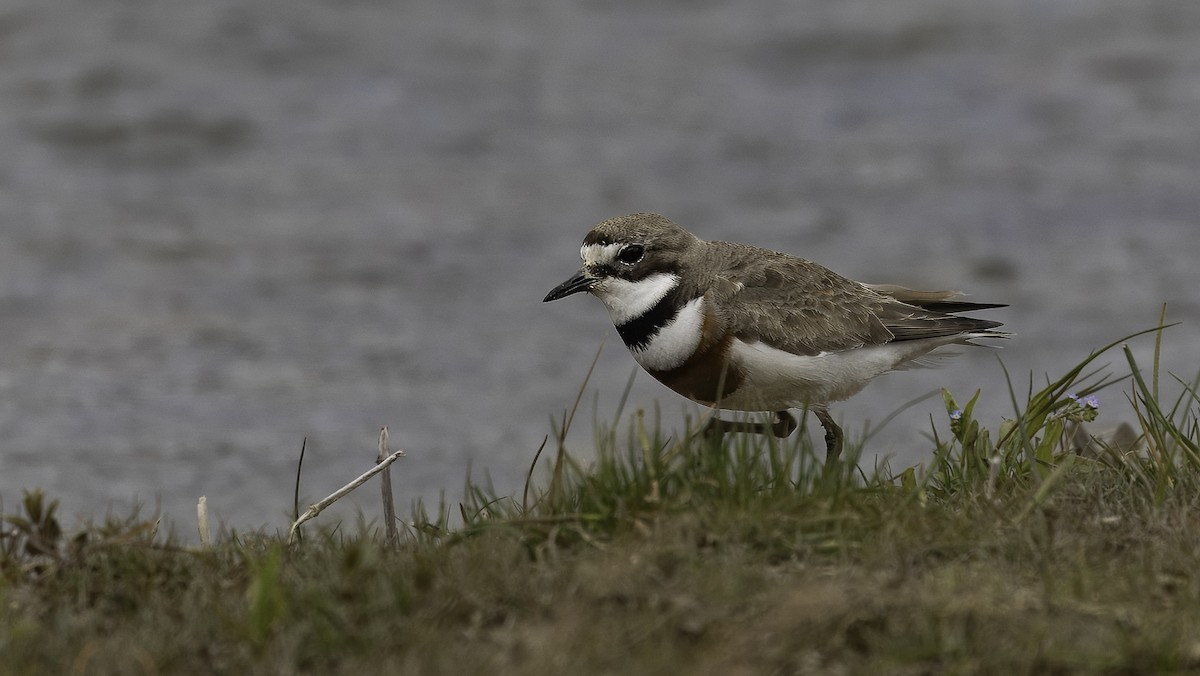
[715,335,973,411]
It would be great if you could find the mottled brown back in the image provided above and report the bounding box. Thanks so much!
[684,240,1004,356]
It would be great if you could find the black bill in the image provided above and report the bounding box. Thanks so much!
[543,270,594,302]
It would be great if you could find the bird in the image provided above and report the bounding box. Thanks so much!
[543,213,1008,463]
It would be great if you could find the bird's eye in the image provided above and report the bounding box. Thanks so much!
[616,244,644,265]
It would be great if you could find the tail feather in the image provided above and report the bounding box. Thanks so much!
[867,284,1008,313]
[867,283,1009,343]
[895,330,1009,371]
[913,300,1008,313]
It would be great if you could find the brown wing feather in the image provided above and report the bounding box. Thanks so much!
[701,243,894,355]
[700,243,1004,355]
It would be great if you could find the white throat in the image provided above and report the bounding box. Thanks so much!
[593,272,680,325]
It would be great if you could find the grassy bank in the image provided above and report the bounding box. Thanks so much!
[4,326,1200,674]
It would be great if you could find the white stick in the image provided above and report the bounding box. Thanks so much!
[378,427,399,548]
[287,448,406,545]
[197,496,211,548]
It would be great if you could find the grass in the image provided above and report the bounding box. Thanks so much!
[5,321,1200,674]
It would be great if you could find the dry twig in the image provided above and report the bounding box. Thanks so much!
[378,427,400,549]
[288,447,406,545]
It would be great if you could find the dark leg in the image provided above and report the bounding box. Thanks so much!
[771,410,798,437]
[703,411,797,440]
[813,407,843,463]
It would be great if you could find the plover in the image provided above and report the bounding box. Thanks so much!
[543,213,1007,462]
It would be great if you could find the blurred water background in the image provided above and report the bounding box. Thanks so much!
[1,0,1198,534]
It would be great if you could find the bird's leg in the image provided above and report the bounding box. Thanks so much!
[813,406,843,463]
[771,410,798,437]
[702,411,797,440]
[701,417,753,439]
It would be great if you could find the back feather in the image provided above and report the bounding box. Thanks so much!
[700,244,1006,355]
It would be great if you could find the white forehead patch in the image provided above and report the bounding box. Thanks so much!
[580,243,623,266]
[593,272,679,325]
[631,296,706,372]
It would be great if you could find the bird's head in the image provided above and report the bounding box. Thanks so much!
[543,213,698,323]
